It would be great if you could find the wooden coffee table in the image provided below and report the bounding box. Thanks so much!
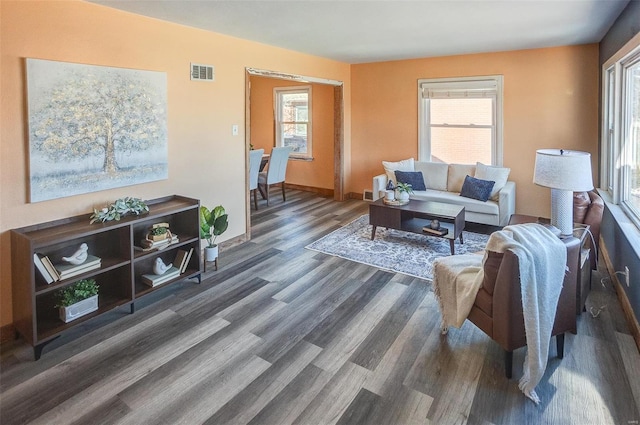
[369,199,465,255]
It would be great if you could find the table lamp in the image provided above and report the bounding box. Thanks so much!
[533,149,593,236]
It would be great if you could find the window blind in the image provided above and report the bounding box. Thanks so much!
[421,79,498,99]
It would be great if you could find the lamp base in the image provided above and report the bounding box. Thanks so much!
[550,189,574,237]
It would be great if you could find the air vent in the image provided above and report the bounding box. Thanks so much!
[191,63,214,82]
[363,190,374,201]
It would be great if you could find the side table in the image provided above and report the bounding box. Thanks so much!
[508,214,591,315]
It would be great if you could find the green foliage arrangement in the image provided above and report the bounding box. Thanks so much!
[395,182,414,194]
[55,278,99,308]
[90,197,149,224]
[200,205,229,248]
[150,226,168,236]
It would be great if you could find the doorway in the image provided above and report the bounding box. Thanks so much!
[244,68,345,237]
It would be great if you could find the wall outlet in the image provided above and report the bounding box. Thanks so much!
[625,266,630,286]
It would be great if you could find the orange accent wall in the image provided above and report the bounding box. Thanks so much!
[0,0,350,328]
[350,45,600,215]
[249,76,335,189]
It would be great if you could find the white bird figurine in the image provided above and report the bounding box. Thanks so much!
[153,258,171,275]
[62,243,89,265]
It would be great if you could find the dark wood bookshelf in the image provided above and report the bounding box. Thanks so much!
[11,195,202,359]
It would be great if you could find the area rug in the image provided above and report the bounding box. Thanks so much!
[306,215,490,281]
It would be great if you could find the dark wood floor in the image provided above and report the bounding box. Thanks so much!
[2,190,639,424]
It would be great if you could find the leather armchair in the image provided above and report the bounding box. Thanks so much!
[467,236,580,378]
[573,191,604,269]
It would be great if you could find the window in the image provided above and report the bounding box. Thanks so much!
[602,35,640,227]
[274,86,312,158]
[418,76,503,165]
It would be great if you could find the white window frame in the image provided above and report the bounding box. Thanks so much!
[274,85,312,159]
[601,31,640,229]
[418,75,504,165]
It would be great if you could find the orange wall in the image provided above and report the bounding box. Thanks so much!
[350,45,600,217]
[249,76,335,189]
[0,0,351,328]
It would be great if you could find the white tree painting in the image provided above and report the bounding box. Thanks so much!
[27,59,168,202]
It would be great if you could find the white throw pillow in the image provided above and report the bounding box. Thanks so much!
[447,164,476,193]
[382,158,415,186]
[475,162,511,201]
[415,161,448,191]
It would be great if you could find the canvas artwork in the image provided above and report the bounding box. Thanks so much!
[27,59,168,202]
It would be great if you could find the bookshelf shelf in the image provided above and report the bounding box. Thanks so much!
[11,195,202,360]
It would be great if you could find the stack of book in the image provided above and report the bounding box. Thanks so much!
[34,254,102,283]
[137,234,179,251]
[422,226,448,236]
[54,255,102,280]
[141,266,180,287]
[173,247,194,274]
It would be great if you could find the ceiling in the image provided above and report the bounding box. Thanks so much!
[90,0,630,64]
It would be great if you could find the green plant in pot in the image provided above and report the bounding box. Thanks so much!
[200,205,228,262]
[55,278,99,323]
[395,182,413,202]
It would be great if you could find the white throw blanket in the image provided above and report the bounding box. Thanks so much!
[483,223,567,404]
[433,223,566,404]
[433,254,484,329]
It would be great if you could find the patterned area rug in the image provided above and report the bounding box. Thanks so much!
[306,215,490,281]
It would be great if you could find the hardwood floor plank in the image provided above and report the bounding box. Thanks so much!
[617,331,640,413]
[292,361,371,425]
[364,292,439,397]
[335,388,381,425]
[312,281,406,373]
[23,314,230,425]
[255,278,365,363]
[349,279,430,371]
[69,396,131,425]
[204,340,322,425]
[246,363,332,425]
[304,270,393,348]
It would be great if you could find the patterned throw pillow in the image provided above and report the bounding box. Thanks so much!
[475,162,510,201]
[394,171,426,191]
[459,175,495,202]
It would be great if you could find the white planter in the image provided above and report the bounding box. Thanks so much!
[385,190,395,201]
[204,245,219,262]
[397,191,410,202]
[59,294,98,323]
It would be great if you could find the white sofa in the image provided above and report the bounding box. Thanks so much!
[373,160,516,227]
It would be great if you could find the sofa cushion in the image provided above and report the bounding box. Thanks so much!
[383,158,414,186]
[460,175,495,202]
[414,161,448,191]
[395,171,426,191]
[482,250,504,295]
[447,164,476,192]
[411,190,499,215]
[475,162,510,201]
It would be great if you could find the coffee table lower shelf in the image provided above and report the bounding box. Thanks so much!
[369,199,465,255]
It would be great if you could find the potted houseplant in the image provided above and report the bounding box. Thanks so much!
[55,278,99,323]
[200,205,229,262]
[395,182,413,202]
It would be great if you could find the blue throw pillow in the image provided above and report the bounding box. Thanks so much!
[394,171,426,191]
[460,175,495,202]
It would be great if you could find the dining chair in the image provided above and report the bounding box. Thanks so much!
[249,148,264,210]
[258,146,292,206]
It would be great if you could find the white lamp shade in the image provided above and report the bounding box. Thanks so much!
[533,149,594,191]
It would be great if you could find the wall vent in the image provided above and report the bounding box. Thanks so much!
[363,189,374,201]
[191,63,214,82]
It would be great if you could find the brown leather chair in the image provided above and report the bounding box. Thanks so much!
[467,236,580,378]
[573,191,604,269]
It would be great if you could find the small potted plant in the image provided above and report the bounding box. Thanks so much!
[200,205,229,262]
[55,278,99,323]
[395,182,413,202]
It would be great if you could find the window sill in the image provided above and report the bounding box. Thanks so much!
[290,156,313,162]
[598,188,640,259]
